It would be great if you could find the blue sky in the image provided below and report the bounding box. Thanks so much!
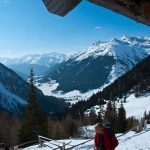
[0,0,150,57]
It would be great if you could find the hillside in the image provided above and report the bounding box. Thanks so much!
[69,55,150,116]
[0,63,67,115]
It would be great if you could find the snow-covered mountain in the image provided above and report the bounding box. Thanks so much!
[37,36,150,102]
[0,63,68,114]
[0,52,68,79]
[73,54,150,121]
[0,52,67,65]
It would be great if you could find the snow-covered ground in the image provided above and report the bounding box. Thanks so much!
[36,82,91,104]
[85,93,150,119]
[35,82,59,97]
[23,127,150,150]
[36,80,110,104]
[116,128,150,150]
[117,93,150,118]
[23,139,93,150]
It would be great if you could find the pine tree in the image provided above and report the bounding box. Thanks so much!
[97,112,103,123]
[117,102,127,133]
[89,109,97,124]
[19,69,48,143]
[112,100,118,131]
[126,117,134,130]
[104,100,118,132]
[123,96,127,103]
[97,99,104,123]
[144,111,147,119]
[104,101,114,123]
[98,98,105,114]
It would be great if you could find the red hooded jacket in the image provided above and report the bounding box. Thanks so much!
[94,129,118,150]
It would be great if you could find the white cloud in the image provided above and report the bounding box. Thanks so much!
[94,26,102,29]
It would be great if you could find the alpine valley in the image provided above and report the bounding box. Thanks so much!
[36,35,150,103]
[1,36,150,105]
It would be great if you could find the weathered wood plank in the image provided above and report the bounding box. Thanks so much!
[43,0,82,16]
[88,0,150,26]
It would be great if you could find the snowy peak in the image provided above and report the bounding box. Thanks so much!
[0,53,67,66]
[70,36,150,62]
[0,52,68,66]
[121,35,150,43]
[0,52,68,79]
[19,52,67,65]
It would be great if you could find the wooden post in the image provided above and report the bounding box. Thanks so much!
[63,142,65,150]
[38,136,42,148]
[13,146,18,150]
[144,119,147,130]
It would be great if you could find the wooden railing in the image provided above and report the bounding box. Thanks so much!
[10,140,38,150]
[11,136,92,150]
[38,136,72,150]
[38,136,92,150]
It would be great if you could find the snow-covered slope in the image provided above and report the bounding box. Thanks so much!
[70,35,150,82]
[0,83,27,113]
[72,35,150,62]
[37,36,150,102]
[0,63,29,113]
[117,93,150,118]
[85,92,150,119]
[116,129,150,150]
[0,63,67,114]
[23,129,150,150]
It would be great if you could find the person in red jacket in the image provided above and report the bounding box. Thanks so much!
[94,123,118,150]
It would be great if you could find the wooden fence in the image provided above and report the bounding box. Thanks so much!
[11,136,92,150]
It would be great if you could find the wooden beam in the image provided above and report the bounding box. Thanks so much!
[43,0,82,16]
[42,0,150,26]
[142,0,150,23]
[88,0,150,26]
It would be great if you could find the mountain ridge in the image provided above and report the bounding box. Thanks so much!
[0,52,68,79]
[0,52,68,65]
[37,36,150,101]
